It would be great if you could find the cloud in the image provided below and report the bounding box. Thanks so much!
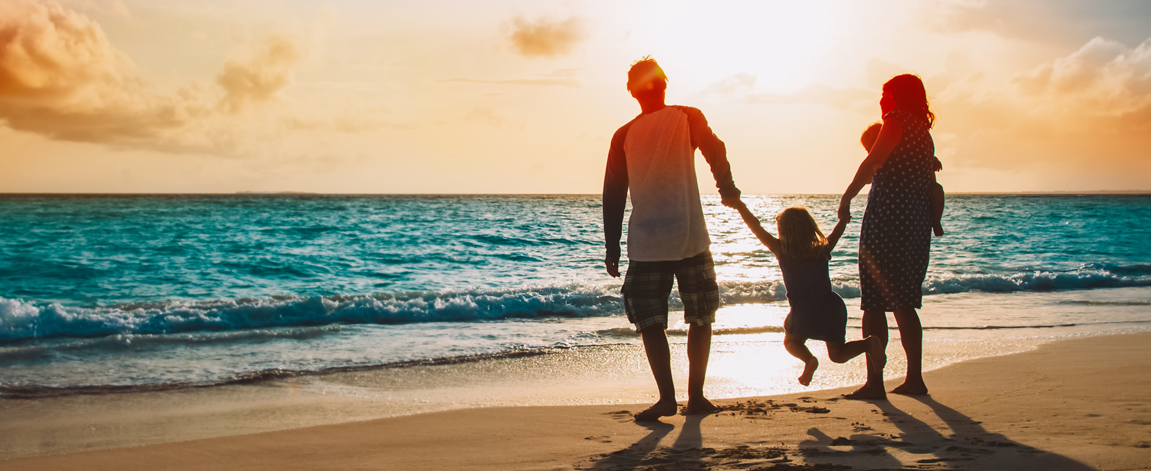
[695,73,757,97]
[1012,37,1151,112]
[217,33,305,113]
[921,0,1151,47]
[439,69,582,88]
[465,108,504,127]
[745,83,873,110]
[0,0,362,156]
[439,77,580,88]
[931,36,1151,173]
[506,16,586,58]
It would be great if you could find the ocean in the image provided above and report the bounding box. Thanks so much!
[1,194,1150,401]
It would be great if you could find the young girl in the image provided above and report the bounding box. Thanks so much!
[730,201,885,386]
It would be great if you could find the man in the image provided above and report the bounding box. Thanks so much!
[602,57,741,421]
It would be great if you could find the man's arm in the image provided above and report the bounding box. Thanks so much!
[602,125,630,277]
[681,107,740,204]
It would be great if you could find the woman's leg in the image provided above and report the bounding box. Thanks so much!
[784,334,819,386]
[891,307,927,395]
[845,310,888,399]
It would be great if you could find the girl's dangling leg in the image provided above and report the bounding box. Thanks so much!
[784,334,818,386]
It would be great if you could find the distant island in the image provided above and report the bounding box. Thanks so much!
[234,191,318,195]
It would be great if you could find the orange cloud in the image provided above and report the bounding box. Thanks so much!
[217,34,304,114]
[0,0,354,156]
[1012,37,1151,127]
[931,36,1151,177]
[506,16,586,58]
[744,84,872,110]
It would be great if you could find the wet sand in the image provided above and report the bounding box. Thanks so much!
[4,331,1150,470]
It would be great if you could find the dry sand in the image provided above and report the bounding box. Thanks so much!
[4,332,1151,470]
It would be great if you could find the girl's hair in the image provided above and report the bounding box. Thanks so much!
[776,206,828,259]
[883,74,935,129]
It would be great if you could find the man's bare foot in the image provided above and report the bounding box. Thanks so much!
[843,382,887,400]
[891,378,928,396]
[867,336,887,377]
[798,357,818,386]
[634,400,678,422]
[681,397,723,416]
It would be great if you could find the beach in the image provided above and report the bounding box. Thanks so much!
[2,194,1150,469]
[3,331,1149,470]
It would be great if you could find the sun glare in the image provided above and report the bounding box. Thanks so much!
[630,1,846,93]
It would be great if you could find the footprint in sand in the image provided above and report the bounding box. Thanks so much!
[603,410,634,423]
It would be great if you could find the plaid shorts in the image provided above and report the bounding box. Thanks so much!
[622,250,720,332]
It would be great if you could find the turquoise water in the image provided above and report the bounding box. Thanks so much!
[1,194,1149,393]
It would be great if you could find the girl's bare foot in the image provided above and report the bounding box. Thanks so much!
[798,357,818,386]
[891,378,928,396]
[634,400,679,422]
[843,382,887,400]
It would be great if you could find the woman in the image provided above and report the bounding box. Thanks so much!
[838,74,935,400]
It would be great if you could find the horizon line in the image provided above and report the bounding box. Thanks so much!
[3,190,1151,196]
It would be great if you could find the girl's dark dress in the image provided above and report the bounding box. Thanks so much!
[779,248,847,343]
[859,109,934,312]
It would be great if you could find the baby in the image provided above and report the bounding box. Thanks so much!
[861,122,945,236]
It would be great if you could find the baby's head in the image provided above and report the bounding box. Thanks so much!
[860,122,882,152]
[776,206,828,259]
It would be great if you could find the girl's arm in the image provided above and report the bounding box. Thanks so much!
[838,116,902,220]
[826,215,851,252]
[733,202,781,254]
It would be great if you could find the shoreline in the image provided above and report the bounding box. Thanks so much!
[4,331,1151,470]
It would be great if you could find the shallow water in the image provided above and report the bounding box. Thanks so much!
[1,194,1149,394]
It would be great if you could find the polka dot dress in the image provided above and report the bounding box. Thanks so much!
[859,109,934,312]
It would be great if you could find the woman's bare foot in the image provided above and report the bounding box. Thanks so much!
[868,336,887,377]
[634,400,679,422]
[681,397,723,416]
[798,357,818,386]
[843,382,887,400]
[891,378,928,396]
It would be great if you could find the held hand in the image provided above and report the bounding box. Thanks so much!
[838,198,852,221]
[721,196,742,209]
[605,258,621,278]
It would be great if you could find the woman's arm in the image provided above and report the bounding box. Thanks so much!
[838,117,903,219]
[826,215,851,252]
[733,201,781,254]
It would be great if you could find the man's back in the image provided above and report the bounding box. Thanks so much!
[618,106,708,262]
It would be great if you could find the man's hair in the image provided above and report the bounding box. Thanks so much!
[627,56,668,93]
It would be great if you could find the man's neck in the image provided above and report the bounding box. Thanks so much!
[635,91,667,114]
[638,101,667,114]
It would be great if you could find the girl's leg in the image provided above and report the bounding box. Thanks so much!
[845,310,888,400]
[784,334,819,386]
[891,307,927,395]
[826,338,868,363]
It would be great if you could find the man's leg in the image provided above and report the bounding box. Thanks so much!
[679,251,721,415]
[635,324,678,421]
[624,259,678,421]
[685,321,716,413]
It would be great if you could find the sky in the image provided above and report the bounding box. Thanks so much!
[1,0,1149,194]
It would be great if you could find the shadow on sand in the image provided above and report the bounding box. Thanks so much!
[575,396,1095,470]
[794,395,1095,470]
